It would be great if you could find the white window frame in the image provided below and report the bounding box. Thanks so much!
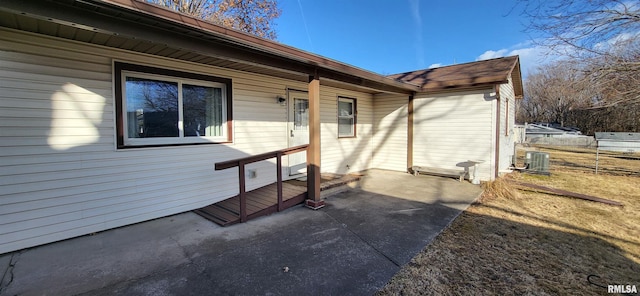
[337,96,356,138]
[121,70,228,146]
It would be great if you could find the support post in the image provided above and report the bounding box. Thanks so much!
[277,152,283,211]
[238,160,247,222]
[407,94,414,172]
[596,144,600,175]
[494,85,501,179]
[306,74,324,209]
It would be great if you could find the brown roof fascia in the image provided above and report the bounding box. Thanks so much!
[99,0,420,93]
[510,57,524,99]
[417,83,503,95]
[388,56,522,94]
[421,75,509,90]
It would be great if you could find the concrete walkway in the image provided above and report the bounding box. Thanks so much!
[0,170,481,296]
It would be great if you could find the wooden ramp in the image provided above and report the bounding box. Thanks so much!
[194,182,307,226]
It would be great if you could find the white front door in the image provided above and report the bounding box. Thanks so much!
[288,91,309,176]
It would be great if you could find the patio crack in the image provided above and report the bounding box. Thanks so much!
[0,251,22,293]
[169,236,198,270]
[322,212,401,268]
[77,238,198,296]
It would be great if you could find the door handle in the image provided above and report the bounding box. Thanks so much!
[290,129,294,137]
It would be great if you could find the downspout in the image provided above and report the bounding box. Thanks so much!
[494,84,501,179]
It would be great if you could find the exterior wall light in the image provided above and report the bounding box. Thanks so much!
[277,96,286,106]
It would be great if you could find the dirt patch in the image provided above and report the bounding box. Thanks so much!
[378,145,640,295]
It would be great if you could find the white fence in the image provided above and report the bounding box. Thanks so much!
[526,136,596,148]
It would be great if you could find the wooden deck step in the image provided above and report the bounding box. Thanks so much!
[195,182,307,226]
[194,205,236,226]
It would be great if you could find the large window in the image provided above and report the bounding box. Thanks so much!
[115,62,232,148]
[337,97,356,138]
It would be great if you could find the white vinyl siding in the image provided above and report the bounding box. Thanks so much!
[0,29,309,254]
[372,93,409,171]
[499,79,517,172]
[319,87,374,175]
[412,89,495,181]
[0,27,521,255]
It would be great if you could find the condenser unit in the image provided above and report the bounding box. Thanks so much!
[525,151,550,173]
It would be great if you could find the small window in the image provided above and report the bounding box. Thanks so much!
[293,98,309,131]
[115,62,232,148]
[337,97,356,137]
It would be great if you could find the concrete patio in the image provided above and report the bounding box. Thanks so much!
[0,170,481,296]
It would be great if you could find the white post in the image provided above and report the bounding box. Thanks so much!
[469,160,485,184]
[472,163,480,185]
[595,147,599,175]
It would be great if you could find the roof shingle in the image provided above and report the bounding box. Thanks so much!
[388,56,523,98]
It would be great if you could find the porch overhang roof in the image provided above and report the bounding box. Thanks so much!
[0,0,421,94]
[388,56,525,99]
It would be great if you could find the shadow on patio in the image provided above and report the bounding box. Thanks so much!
[4,170,635,295]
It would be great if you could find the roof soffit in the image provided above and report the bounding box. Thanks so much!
[0,0,418,94]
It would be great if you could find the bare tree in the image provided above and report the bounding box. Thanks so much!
[147,0,281,39]
[518,61,595,126]
[585,45,640,106]
[565,102,640,134]
[518,59,640,133]
[519,0,640,105]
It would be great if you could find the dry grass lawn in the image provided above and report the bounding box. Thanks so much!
[378,145,640,295]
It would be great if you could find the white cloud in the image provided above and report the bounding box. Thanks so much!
[428,63,442,68]
[476,49,509,61]
[408,0,425,68]
[593,31,640,52]
[476,41,563,77]
[408,0,421,25]
[613,1,639,13]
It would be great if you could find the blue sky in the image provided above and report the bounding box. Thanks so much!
[275,0,549,76]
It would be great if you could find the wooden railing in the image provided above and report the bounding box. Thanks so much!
[215,144,309,222]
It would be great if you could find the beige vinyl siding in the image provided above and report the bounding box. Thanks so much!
[372,93,409,171]
[319,86,374,174]
[413,89,495,181]
[0,28,313,254]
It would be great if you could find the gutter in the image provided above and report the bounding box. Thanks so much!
[0,0,419,94]
[97,0,421,93]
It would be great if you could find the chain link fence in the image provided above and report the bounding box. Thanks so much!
[514,144,639,177]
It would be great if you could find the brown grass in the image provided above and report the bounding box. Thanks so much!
[378,145,640,295]
[479,174,520,202]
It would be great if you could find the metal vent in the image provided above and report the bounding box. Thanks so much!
[525,152,550,173]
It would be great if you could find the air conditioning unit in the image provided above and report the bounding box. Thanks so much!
[525,151,550,173]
